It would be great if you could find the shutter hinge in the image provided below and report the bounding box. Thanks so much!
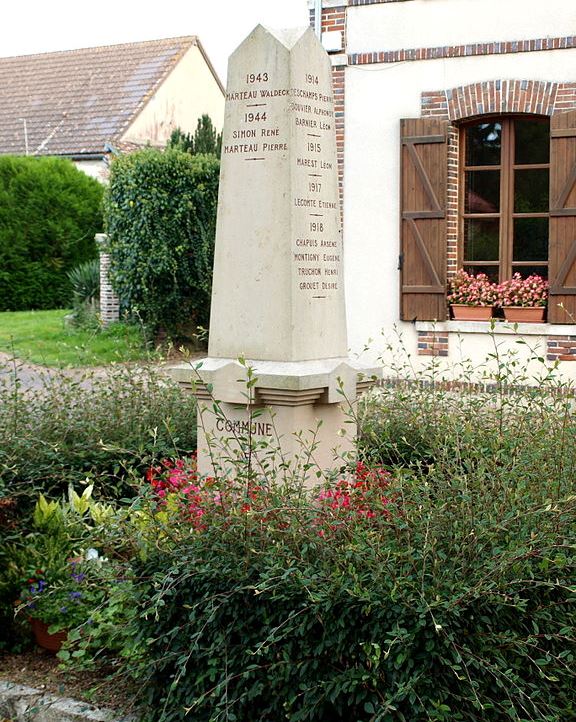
[398,254,404,270]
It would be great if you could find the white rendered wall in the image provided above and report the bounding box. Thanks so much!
[74,159,108,183]
[380,322,576,385]
[347,0,576,56]
[342,36,576,379]
[124,45,225,147]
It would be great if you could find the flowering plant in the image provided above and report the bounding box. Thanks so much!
[16,553,106,631]
[315,462,392,536]
[146,454,217,528]
[496,273,549,307]
[146,456,393,536]
[447,270,498,306]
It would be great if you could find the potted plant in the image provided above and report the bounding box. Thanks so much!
[16,556,105,652]
[447,270,498,321]
[13,488,114,652]
[496,273,548,323]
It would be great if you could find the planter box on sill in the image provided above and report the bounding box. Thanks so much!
[450,304,494,321]
[503,306,546,323]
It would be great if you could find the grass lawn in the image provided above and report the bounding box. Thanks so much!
[0,309,153,367]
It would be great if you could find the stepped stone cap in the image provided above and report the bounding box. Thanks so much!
[169,357,381,405]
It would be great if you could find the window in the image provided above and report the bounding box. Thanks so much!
[461,116,550,282]
[400,111,576,324]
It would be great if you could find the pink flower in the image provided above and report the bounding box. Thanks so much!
[496,274,548,307]
[447,270,498,306]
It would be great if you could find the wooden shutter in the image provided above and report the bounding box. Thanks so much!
[400,118,448,321]
[549,110,576,324]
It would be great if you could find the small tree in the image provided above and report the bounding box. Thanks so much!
[168,128,194,154]
[192,114,222,156]
[104,148,219,335]
[0,156,103,310]
[167,115,222,157]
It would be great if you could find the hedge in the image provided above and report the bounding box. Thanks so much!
[104,149,220,334]
[0,156,103,310]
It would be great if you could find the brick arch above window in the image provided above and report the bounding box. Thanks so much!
[420,80,576,121]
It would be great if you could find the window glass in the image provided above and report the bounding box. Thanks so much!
[465,122,501,166]
[461,116,550,285]
[465,171,500,213]
[513,218,549,261]
[464,218,500,260]
[510,265,548,280]
[514,119,549,165]
[463,265,499,283]
[514,169,549,213]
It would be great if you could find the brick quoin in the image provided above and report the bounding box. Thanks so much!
[310,4,347,213]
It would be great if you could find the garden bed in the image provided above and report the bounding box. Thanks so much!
[0,650,140,715]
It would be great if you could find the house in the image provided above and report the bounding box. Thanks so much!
[309,0,576,381]
[0,36,225,181]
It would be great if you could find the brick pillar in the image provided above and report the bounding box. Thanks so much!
[95,233,120,326]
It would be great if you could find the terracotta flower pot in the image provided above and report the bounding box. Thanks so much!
[30,618,67,653]
[503,306,546,323]
[450,304,494,321]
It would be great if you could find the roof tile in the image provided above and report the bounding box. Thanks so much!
[0,36,197,156]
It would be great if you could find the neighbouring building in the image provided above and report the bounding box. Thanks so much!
[0,36,225,181]
[309,0,576,381]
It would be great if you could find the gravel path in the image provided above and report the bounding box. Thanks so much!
[0,351,202,393]
[0,352,112,392]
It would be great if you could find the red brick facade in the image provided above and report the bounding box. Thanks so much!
[421,80,564,121]
[349,0,408,4]
[547,336,576,362]
[349,37,576,65]
[417,331,449,357]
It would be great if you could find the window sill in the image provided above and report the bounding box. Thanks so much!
[415,320,576,337]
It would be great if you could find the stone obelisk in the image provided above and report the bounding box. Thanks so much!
[170,26,380,480]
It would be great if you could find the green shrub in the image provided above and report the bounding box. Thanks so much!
[120,450,575,722]
[0,362,196,649]
[0,156,103,310]
[67,259,100,328]
[168,115,222,156]
[68,259,100,307]
[0,364,197,501]
[89,351,576,721]
[104,149,219,335]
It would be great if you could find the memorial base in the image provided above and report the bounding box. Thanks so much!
[196,399,355,481]
[168,357,381,484]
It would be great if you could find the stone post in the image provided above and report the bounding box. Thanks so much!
[95,233,120,326]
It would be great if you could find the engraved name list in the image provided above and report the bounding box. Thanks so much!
[222,62,342,299]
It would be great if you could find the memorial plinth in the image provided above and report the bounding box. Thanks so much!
[169,26,380,479]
